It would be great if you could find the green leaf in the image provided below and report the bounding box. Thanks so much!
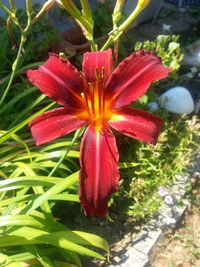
[0,227,105,259]
[0,131,32,163]
[119,162,139,168]
[0,193,79,207]
[0,87,36,116]
[24,172,79,214]
[0,214,59,229]
[168,42,180,54]
[0,61,44,86]
[0,253,22,267]
[9,248,58,262]
[0,102,56,144]
[0,176,64,192]
[9,94,46,128]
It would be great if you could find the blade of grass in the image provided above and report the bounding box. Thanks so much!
[0,102,56,144]
[0,193,79,207]
[0,87,36,116]
[48,128,84,177]
[9,94,46,128]
[0,227,105,259]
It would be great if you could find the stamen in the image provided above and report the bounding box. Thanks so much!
[95,67,99,79]
[101,67,105,79]
[90,82,95,118]
[88,82,94,92]
[81,68,108,126]
[82,75,94,119]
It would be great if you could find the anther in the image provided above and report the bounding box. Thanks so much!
[101,67,105,79]
[88,82,94,91]
[95,67,99,79]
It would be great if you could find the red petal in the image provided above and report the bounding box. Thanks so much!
[27,54,84,108]
[29,108,88,146]
[79,124,119,217]
[82,49,113,83]
[108,107,163,144]
[106,50,171,109]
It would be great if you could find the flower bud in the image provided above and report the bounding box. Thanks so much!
[113,0,126,26]
[56,0,64,8]
[138,0,151,10]
[114,0,126,13]
[32,0,56,23]
[60,0,81,19]
[9,0,17,12]
[80,0,92,18]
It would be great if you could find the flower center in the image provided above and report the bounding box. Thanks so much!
[81,69,112,129]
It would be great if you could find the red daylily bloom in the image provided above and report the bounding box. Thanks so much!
[27,49,171,217]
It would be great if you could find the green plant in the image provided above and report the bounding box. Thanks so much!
[0,95,109,266]
[135,35,184,79]
[113,115,200,222]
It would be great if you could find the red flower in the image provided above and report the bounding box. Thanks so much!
[27,49,171,217]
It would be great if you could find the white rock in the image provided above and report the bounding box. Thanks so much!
[159,86,194,114]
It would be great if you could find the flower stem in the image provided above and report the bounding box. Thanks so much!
[101,4,141,51]
[0,33,26,106]
[48,127,85,177]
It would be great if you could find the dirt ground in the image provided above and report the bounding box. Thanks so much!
[151,186,200,267]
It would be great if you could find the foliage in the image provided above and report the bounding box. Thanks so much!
[135,35,184,80]
[114,115,200,222]
[93,0,113,38]
[0,90,109,266]
[0,6,60,81]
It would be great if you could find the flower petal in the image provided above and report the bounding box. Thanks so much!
[27,53,84,108]
[106,50,171,109]
[79,124,119,217]
[29,108,88,146]
[108,107,163,144]
[82,49,113,83]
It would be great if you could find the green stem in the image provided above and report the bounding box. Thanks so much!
[0,34,26,106]
[101,35,114,51]
[118,5,141,32]
[48,127,85,177]
[0,2,23,32]
[101,5,141,51]
[89,39,98,52]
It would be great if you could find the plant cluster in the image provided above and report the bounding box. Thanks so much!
[114,115,200,222]
[135,35,184,80]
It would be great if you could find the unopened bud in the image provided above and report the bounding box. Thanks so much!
[9,0,17,12]
[114,0,125,13]
[113,0,125,26]
[80,0,92,18]
[60,0,81,19]
[138,0,151,10]
[56,0,64,8]
[26,0,32,13]
[32,0,56,23]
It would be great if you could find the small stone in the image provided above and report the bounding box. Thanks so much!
[113,256,121,263]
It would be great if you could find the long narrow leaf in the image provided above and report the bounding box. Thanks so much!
[0,102,56,144]
[0,193,79,207]
[0,227,105,259]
